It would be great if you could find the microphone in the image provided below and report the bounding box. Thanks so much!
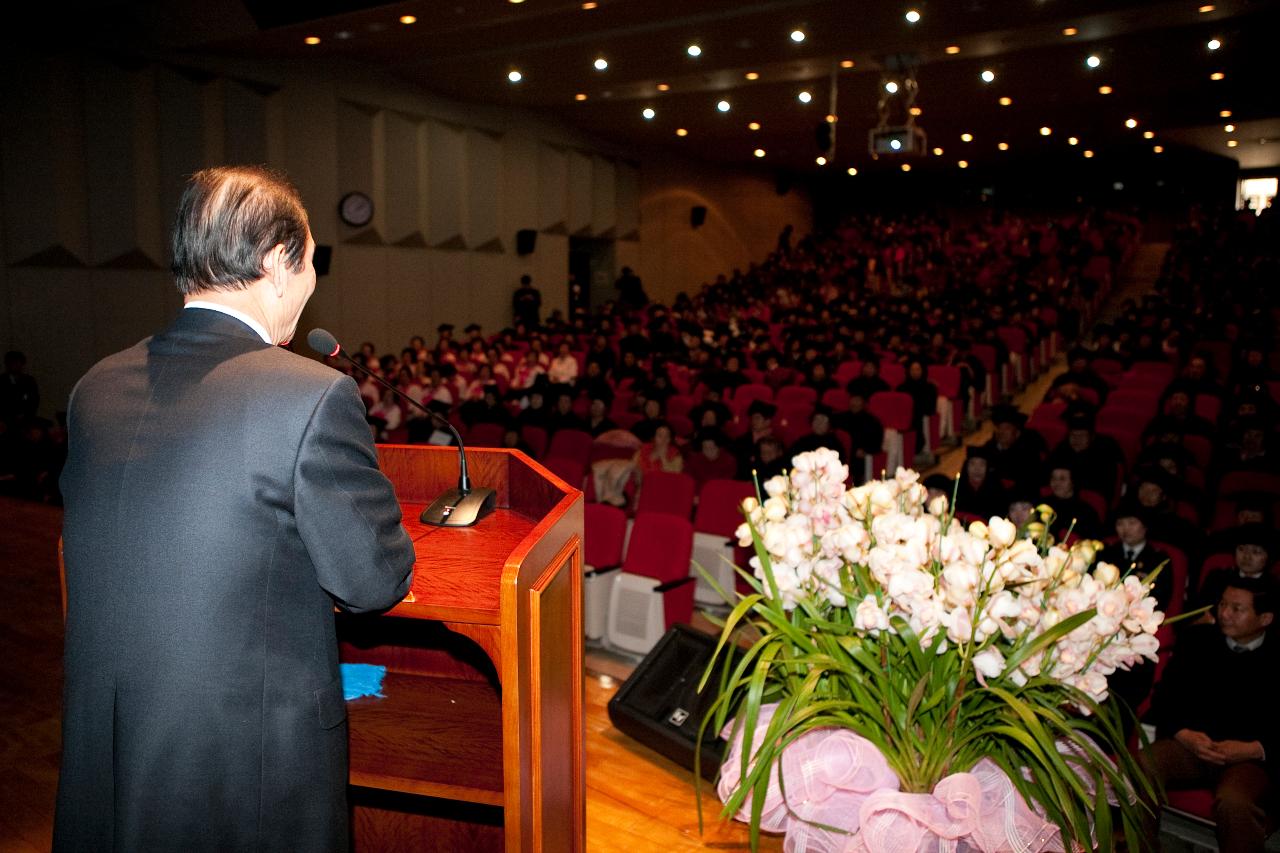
[308,328,496,528]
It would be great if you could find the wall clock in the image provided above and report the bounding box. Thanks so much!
[339,191,373,227]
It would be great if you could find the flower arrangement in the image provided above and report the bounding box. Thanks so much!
[697,448,1162,852]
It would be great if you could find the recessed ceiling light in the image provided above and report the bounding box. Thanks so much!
[1085,55,1101,68]
[1220,109,1232,117]
[687,44,702,57]
[909,106,923,116]
[945,45,960,55]
[1199,4,1215,11]
[656,83,670,91]
[1084,149,1095,158]
[932,146,944,155]
[890,139,902,150]
[798,90,813,103]
[748,121,761,130]
[399,15,417,24]
[745,71,760,80]
[961,133,973,142]
[999,96,1013,106]
[847,167,858,175]
[642,107,655,120]
[716,99,731,112]
[1062,27,1078,36]
[981,69,995,83]
[905,9,921,23]
[1143,130,1155,139]
[675,128,688,136]
[1125,118,1138,128]
[304,36,321,45]
[593,57,608,71]
[816,155,827,165]
[1227,139,1238,147]
[840,59,856,68]
[1225,124,1235,132]
[790,29,806,43]
[885,81,899,94]
[998,142,1009,150]
[575,93,587,101]
[901,163,912,171]
[582,1,598,8]
[1040,126,1052,136]
[958,160,969,168]
[509,0,525,3]
[1153,145,1164,153]
[754,148,766,158]
[1210,72,1225,81]
[1207,38,1222,50]
[1067,136,1079,145]
[507,69,523,83]
[1098,85,1113,95]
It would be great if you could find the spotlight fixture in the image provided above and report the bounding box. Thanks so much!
[1210,72,1225,80]
[1084,150,1095,158]
[748,121,761,130]
[1207,38,1222,50]
[582,1,598,8]
[1062,27,1078,36]
[932,147,944,155]
[716,99,731,112]
[399,15,417,24]
[1085,55,1101,68]
[754,148,766,158]
[642,107,655,120]
[1067,136,1079,145]
[1220,109,1232,117]
[508,69,523,83]
[656,83,670,91]
[509,0,525,3]
[1040,126,1052,136]
[1199,4,1215,11]
[958,160,969,168]
[1227,139,1238,147]
[675,128,688,136]
[1098,85,1113,95]
[1225,124,1235,132]
[574,93,588,101]
[816,155,827,165]
[999,97,1013,106]
[885,81,899,94]
[304,36,321,45]
[909,106,923,116]
[1143,130,1155,139]
[901,163,912,171]
[998,142,1009,151]
[1153,145,1164,153]
[847,167,858,176]
[687,44,702,57]
[840,59,856,68]
[961,133,973,142]
[1125,118,1138,128]
[905,9,921,23]
[981,69,995,83]
[945,45,960,54]
[745,71,760,80]
[798,90,813,103]
[790,29,806,43]
[594,57,608,71]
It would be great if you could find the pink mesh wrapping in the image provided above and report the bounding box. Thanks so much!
[717,703,1069,853]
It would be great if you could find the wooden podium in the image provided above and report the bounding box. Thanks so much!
[339,445,584,852]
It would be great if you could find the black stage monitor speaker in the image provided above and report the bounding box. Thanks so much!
[313,245,332,277]
[516,228,537,255]
[606,624,742,781]
[690,205,707,228]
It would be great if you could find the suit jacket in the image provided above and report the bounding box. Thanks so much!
[55,308,416,852]
[1096,542,1174,613]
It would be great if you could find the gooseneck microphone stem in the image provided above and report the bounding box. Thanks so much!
[308,328,495,527]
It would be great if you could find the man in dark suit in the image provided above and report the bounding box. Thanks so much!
[56,166,416,852]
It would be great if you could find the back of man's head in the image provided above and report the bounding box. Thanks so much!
[171,165,309,296]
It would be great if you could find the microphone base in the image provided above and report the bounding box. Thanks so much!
[419,487,497,528]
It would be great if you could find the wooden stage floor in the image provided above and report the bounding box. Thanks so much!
[0,497,777,852]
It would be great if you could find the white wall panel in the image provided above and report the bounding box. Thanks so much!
[591,156,616,237]
[502,131,538,241]
[536,143,567,233]
[615,163,640,240]
[467,130,502,250]
[157,67,207,243]
[566,150,593,236]
[383,111,424,246]
[427,120,467,248]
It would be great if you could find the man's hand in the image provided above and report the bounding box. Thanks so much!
[1175,729,1225,764]
[1214,740,1264,764]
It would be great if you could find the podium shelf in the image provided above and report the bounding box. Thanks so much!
[347,671,504,806]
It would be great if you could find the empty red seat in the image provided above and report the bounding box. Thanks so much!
[547,428,594,466]
[635,471,696,519]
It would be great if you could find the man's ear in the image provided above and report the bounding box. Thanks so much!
[263,244,288,297]
[1260,612,1274,629]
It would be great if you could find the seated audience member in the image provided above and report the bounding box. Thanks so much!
[1048,349,1110,404]
[922,473,954,508]
[1144,577,1279,853]
[501,426,535,457]
[1042,466,1104,540]
[1097,504,1174,612]
[732,400,778,479]
[547,341,579,386]
[1131,465,1201,557]
[685,429,737,488]
[1219,417,1278,476]
[955,449,1010,520]
[754,436,788,483]
[366,386,403,441]
[584,394,617,437]
[545,388,587,435]
[574,360,612,404]
[1196,524,1278,617]
[1046,410,1124,499]
[629,397,667,443]
[980,405,1046,498]
[845,360,890,401]
[1144,388,1217,442]
[806,362,838,398]
[788,406,844,460]
[613,350,647,387]
[688,387,733,431]
[896,359,942,441]
[516,386,552,430]
[459,384,510,429]
[634,422,683,481]
[832,391,884,484]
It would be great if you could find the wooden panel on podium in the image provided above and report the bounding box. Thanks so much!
[341,445,584,853]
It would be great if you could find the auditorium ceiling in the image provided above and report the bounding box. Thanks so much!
[44,0,1280,173]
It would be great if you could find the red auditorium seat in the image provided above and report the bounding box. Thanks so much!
[543,455,586,491]
[605,513,697,654]
[466,422,506,448]
[776,386,818,409]
[868,391,917,473]
[547,428,594,466]
[732,383,774,407]
[521,424,547,459]
[583,502,627,641]
[635,471,696,519]
[821,388,850,412]
[927,364,964,432]
[878,360,906,388]
[691,479,756,606]
[665,394,696,421]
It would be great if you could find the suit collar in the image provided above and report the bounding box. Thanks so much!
[172,305,273,347]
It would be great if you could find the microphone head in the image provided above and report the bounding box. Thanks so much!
[307,328,341,358]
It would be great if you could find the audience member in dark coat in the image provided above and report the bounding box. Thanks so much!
[1046,410,1125,499]
[1042,465,1104,540]
[685,429,738,488]
[980,405,1046,497]
[832,391,883,483]
[896,360,939,429]
[1096,504,1174,612]
[1195,524,1277,617]
[733,401,778,481]
[846,361,890,402]
[788,406,845,461]
[954,449,1010,519]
